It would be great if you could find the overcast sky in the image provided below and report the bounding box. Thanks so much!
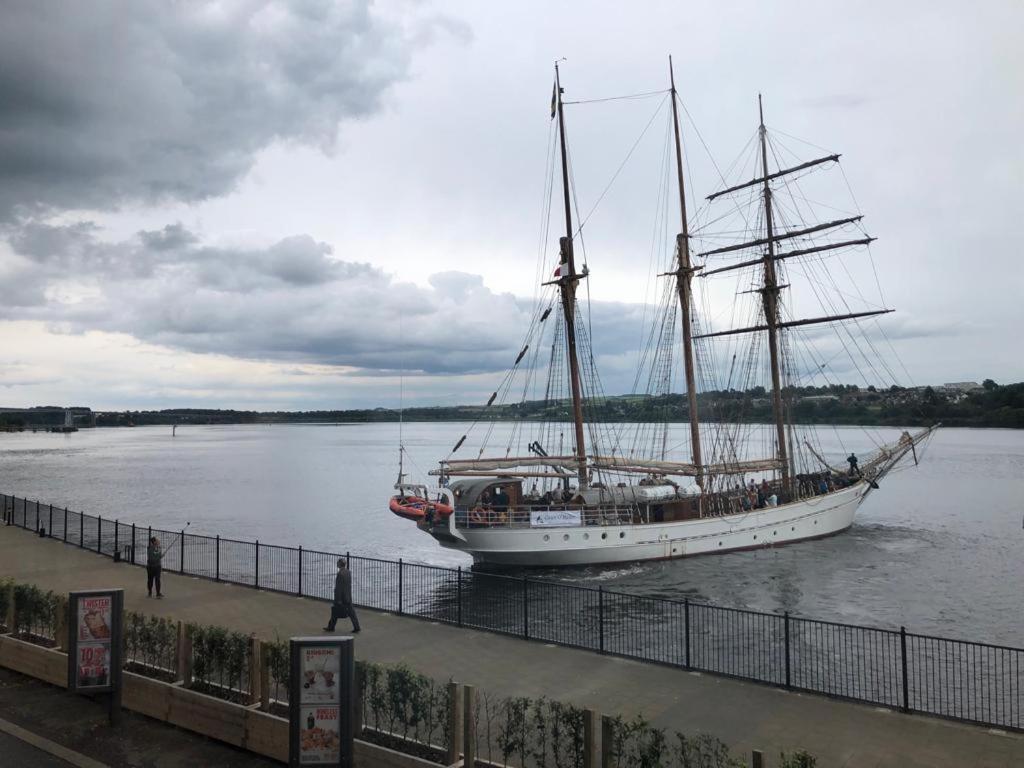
[0,0,1020,410]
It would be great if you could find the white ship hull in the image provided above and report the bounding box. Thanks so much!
[433,482,869,567]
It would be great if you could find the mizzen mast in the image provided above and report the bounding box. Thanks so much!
[756,95,791,489]
[668,56,703,488]
[554,62,589,488]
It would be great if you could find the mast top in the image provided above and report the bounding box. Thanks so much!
[758,93,764,128]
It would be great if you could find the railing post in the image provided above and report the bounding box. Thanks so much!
[97,515,103,553]
[297,546,303,596]
[584,708,600,768]
[35,499,40,531]
[463,685,476,768]
[114,519,119,557]
[446,682,464,766]
[601,714,615,768]
[4,583,15,633]
[48,504,53,537]
[176,621,193,688]
[248,635,260,705]
[56,597,69,652]
[684,598,690,669]
[80,514,84,547]
[457,567,463,627]
[64,507,68,542]
[215,535,220,581]
[130,523,136,563]
[179,529,185,573]
[599,586,605,653]
[523,575,529,640]
[900,626,910,713]
[259,650,271,712]
[397,558,403,614]
[255,540,260,588]
[784,611,791,689]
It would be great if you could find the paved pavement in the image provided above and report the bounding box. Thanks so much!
[0,665,279,767]
[1,523,1021,767]
[0,728,77,767]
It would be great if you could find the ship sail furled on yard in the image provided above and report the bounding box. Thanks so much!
[390,60,937,567]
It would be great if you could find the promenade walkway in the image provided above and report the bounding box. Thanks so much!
[1,523,1020,767]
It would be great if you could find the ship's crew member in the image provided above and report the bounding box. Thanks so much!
[146,536,164,598]
[847,453,860,476]
[818,476,829,495]
[493,487,509,511]
[324,558,361,633]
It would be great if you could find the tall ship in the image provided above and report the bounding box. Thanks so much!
[389,60,937,567]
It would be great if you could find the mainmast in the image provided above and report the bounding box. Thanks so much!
[554,62,588,488]
[668,57,703,488]
[756,95,790,489]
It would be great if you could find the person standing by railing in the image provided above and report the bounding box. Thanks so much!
[147,536,164,598]
[323,558,360,633]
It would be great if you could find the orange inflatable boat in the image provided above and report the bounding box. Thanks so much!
[389,495,454,522]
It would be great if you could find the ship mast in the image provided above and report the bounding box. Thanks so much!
[668,57,704,489]
[554,62,589,488]
[756,95,790,490]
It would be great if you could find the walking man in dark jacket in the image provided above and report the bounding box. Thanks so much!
[324,558,360,633]
[147,536,164,598]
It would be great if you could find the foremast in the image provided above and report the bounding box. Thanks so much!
[553,62,589,488]
[667,57,704,489]
[698,96,894,491]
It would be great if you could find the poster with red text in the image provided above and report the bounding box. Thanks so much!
[76,641,110,688]
[298,705,341,764]
[299,645,340,704]
[77,595,113,641]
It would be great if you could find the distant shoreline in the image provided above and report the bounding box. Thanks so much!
[3,381,1022,430]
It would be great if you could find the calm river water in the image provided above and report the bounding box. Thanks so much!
[1,423,1021,644]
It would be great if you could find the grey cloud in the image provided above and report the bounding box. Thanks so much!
[0,1,413,220]
[2,220,654,382]
[1,221,535,375]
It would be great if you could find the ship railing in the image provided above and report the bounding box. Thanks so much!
[452,505,636,529]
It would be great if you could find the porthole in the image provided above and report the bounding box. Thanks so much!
[583,533,590,540]
[543,534,550,542]
[563,533,570,541]
[791,526,795,531]
[814,520,818,525]
[601,532,607,540]
[753,535,757,540]
[619,532,625,539]
[718,541,723,547]
[773,530,777,536]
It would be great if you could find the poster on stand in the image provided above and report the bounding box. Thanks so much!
[300,645,341,704]
[76,642,111,688]
[77,594,113,641]
[289,637,354,767]
[298,705,342,763]
[67,589,123,697]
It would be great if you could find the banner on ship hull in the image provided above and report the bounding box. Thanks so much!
[530,509,582,528]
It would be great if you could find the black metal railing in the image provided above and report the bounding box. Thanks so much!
[1,492,1020,731]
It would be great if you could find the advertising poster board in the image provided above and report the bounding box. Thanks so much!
[289,637,354,767]
[67,588,123,724]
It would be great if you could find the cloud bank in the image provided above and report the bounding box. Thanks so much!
[0,0,411,220]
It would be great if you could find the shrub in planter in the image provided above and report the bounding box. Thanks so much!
[12,583,62,645]
[188,622,252,703]
[123,611,178,681]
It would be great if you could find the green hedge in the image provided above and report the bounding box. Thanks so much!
[187,622,252,703]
